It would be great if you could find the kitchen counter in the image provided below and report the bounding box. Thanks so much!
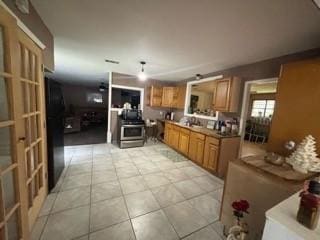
[164,120,240,139]
[262,192,319,240]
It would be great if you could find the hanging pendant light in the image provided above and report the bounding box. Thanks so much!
[195,74,202,80]
[138,61,147,81]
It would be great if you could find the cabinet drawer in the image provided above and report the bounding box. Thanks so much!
[206,136,219,146]
[180,127,190,135]
[190,131,205,141]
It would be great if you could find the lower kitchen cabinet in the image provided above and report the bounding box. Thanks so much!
[203,137,219,171]
[169,125,180,150]
[164,121,240,179]
[178,128,190,155]
[164,123,172,144]
[188,132,205,165]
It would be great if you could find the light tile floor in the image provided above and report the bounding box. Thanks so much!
[31,142,226,240]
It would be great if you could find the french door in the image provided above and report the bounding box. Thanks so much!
[18,29,47,230]
[0,5,47,240]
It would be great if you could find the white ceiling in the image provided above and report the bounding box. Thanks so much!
[31,0,320,85]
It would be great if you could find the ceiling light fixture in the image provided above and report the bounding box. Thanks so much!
[196,74,202,80]
[138,61,147,81]
[99,82,107,92]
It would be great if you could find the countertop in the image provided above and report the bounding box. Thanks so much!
[263,192,319,240]
[163,120,240,139]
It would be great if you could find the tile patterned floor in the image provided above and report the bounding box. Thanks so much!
[31,142,226,240]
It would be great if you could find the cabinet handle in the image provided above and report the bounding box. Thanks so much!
[19,137,26,142]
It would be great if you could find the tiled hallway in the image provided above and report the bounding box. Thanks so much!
[31,143,226,240]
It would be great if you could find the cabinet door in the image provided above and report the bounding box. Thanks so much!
[164,123,172,144]
[162,87,174,107]
[150,86,162,107]
[169,128,180,150]
[214,78,231,111]
[178,131,190,155]
[204,142,219,171]
[188,133,205,165]
[176,85,186,109]
[188,136,197,161]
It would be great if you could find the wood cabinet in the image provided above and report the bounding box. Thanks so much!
[213,77,241,112]
[178,128,190,155]
[164,122,172,144]
[162,87,175,107]
[188,132,205,165]
[149,86,163,107]
[169,125,180,149]
[203,137,220,171]
[149,85,186,109]
[164,121,240,179]
[175,85,186,109]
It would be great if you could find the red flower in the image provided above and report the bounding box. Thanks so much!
[232,200,250,213]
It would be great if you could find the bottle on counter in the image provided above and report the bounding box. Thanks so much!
[297,179,320,230]
[220,121,226,134]
[170,112,175,121]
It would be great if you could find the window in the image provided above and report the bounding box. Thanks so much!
[251,100,275,118]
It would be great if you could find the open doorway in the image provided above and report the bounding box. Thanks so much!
[239,78,278,157]
[62,82,109,146]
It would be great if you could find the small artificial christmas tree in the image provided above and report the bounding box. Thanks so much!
[286,135,320,174]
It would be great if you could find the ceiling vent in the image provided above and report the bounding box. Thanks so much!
[105,59,120,64]
[15,0,29,14]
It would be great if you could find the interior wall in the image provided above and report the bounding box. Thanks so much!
[61,83,108,112]
[3,0,54,71]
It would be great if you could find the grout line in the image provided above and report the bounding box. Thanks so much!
[114,160,138,240]
[87,150,94,238]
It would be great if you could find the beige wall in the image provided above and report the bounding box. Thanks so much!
[3,0,54,70]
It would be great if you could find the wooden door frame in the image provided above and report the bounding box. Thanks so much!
[238,77,278,158]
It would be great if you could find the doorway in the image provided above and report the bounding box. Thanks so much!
[239,78,278,157]
[62,82,109,146]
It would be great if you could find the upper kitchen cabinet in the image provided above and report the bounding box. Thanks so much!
[149,85,186,109]
[149,86,163,107]
[213,77,241,112]
[162,87,175,107]
[175,85,186,109]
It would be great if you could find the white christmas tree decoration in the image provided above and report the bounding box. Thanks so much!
[286,135,320,174]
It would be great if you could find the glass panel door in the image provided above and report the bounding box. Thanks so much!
[0,11,25,239]
[18,28,47,229]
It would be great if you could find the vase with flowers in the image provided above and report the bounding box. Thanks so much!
[227,200,250,240]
